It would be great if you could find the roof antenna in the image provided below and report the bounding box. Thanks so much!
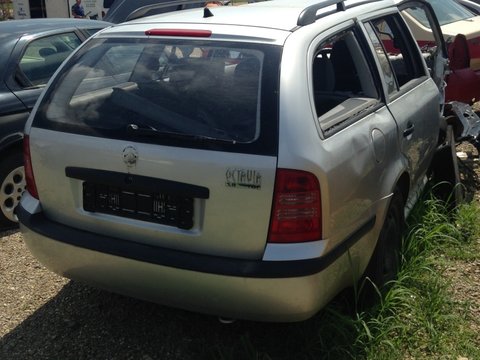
[204,7,214,18]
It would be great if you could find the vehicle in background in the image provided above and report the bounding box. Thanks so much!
[456,0,480,15]
[102,0,259,24]
[0,18,111,229]
[103,0,206,23]
[402,0,480,72]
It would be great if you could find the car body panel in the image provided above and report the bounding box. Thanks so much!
[19,207,356,322]
[28,129,277,259]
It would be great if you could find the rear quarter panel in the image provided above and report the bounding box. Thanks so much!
[277,19,406,279]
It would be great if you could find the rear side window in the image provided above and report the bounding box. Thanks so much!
[18,32,81,86]
[36,38,279,154]
[312,29,379,136]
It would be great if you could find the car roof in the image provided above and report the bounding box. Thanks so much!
[112,0,396,32]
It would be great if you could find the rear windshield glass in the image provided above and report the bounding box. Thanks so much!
[35,38,279,154]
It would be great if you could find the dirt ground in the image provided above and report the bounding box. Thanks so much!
[447,141,480,336]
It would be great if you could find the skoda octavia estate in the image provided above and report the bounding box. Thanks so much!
[19,0,448,321]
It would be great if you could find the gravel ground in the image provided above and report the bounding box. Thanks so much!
[1,147,480,359]
[0,227,240,360]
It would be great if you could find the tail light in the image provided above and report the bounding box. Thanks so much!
[268,169,322,243]
[23,135,38,199]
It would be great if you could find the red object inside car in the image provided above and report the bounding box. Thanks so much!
[446,33,480,103]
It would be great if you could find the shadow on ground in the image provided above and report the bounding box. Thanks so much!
[0,281,332,360]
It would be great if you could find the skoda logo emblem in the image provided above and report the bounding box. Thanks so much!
[122,145,138,167]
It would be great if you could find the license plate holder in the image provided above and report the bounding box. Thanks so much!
[83,182,194,229]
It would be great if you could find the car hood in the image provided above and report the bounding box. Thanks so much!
[442,16,480,39]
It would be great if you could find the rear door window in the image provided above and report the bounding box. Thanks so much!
[364,14,427,93]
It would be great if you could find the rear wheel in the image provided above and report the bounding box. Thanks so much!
[361,191,404,302]
[0,151,25,229]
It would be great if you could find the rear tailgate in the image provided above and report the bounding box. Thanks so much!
[28,129,277,260]
[25,25,282,260]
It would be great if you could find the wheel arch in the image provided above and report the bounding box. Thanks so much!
[0,132,24,156]
[395,172,410,209]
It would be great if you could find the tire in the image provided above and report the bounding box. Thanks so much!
[361,191,404,302]
[0,151,25,229]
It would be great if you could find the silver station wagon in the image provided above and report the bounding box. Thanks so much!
[19,0,450,321]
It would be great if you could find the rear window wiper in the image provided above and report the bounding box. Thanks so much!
[126,123,237,144]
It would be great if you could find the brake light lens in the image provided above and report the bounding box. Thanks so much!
[145,29,212,37]
[23,135,38,199]
[268,169,322,243]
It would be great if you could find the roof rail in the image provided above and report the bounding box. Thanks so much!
[126,0,209,22]
[297,0,381,26]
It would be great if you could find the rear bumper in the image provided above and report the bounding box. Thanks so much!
[17,198,374,322]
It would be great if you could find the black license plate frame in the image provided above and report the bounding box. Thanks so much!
[82,182,194,229]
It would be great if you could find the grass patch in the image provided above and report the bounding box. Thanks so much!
[212,193,480,360]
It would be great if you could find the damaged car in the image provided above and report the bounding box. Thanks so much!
[16,0,475,322]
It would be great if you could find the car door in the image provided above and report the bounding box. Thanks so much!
[361,5,447,203]
[397,0,449,103]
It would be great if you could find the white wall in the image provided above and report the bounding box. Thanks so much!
[43,0,104,19]
[12,0,31,19]
[45,0,70,18]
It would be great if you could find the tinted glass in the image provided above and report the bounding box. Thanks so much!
[369,14,426,88]
[406,0,475,27]
[34,38,280,155]
[18,32,81,86]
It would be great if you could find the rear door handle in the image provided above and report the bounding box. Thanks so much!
[403,122,415,137]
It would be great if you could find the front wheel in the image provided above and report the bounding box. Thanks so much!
[0,151,25,229]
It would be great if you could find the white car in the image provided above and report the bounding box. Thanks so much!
[402,0,480,71]
[19,0,449,322]
[456,0,480,15]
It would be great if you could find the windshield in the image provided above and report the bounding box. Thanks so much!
[406,0,475,27]
[40,38,269,145]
